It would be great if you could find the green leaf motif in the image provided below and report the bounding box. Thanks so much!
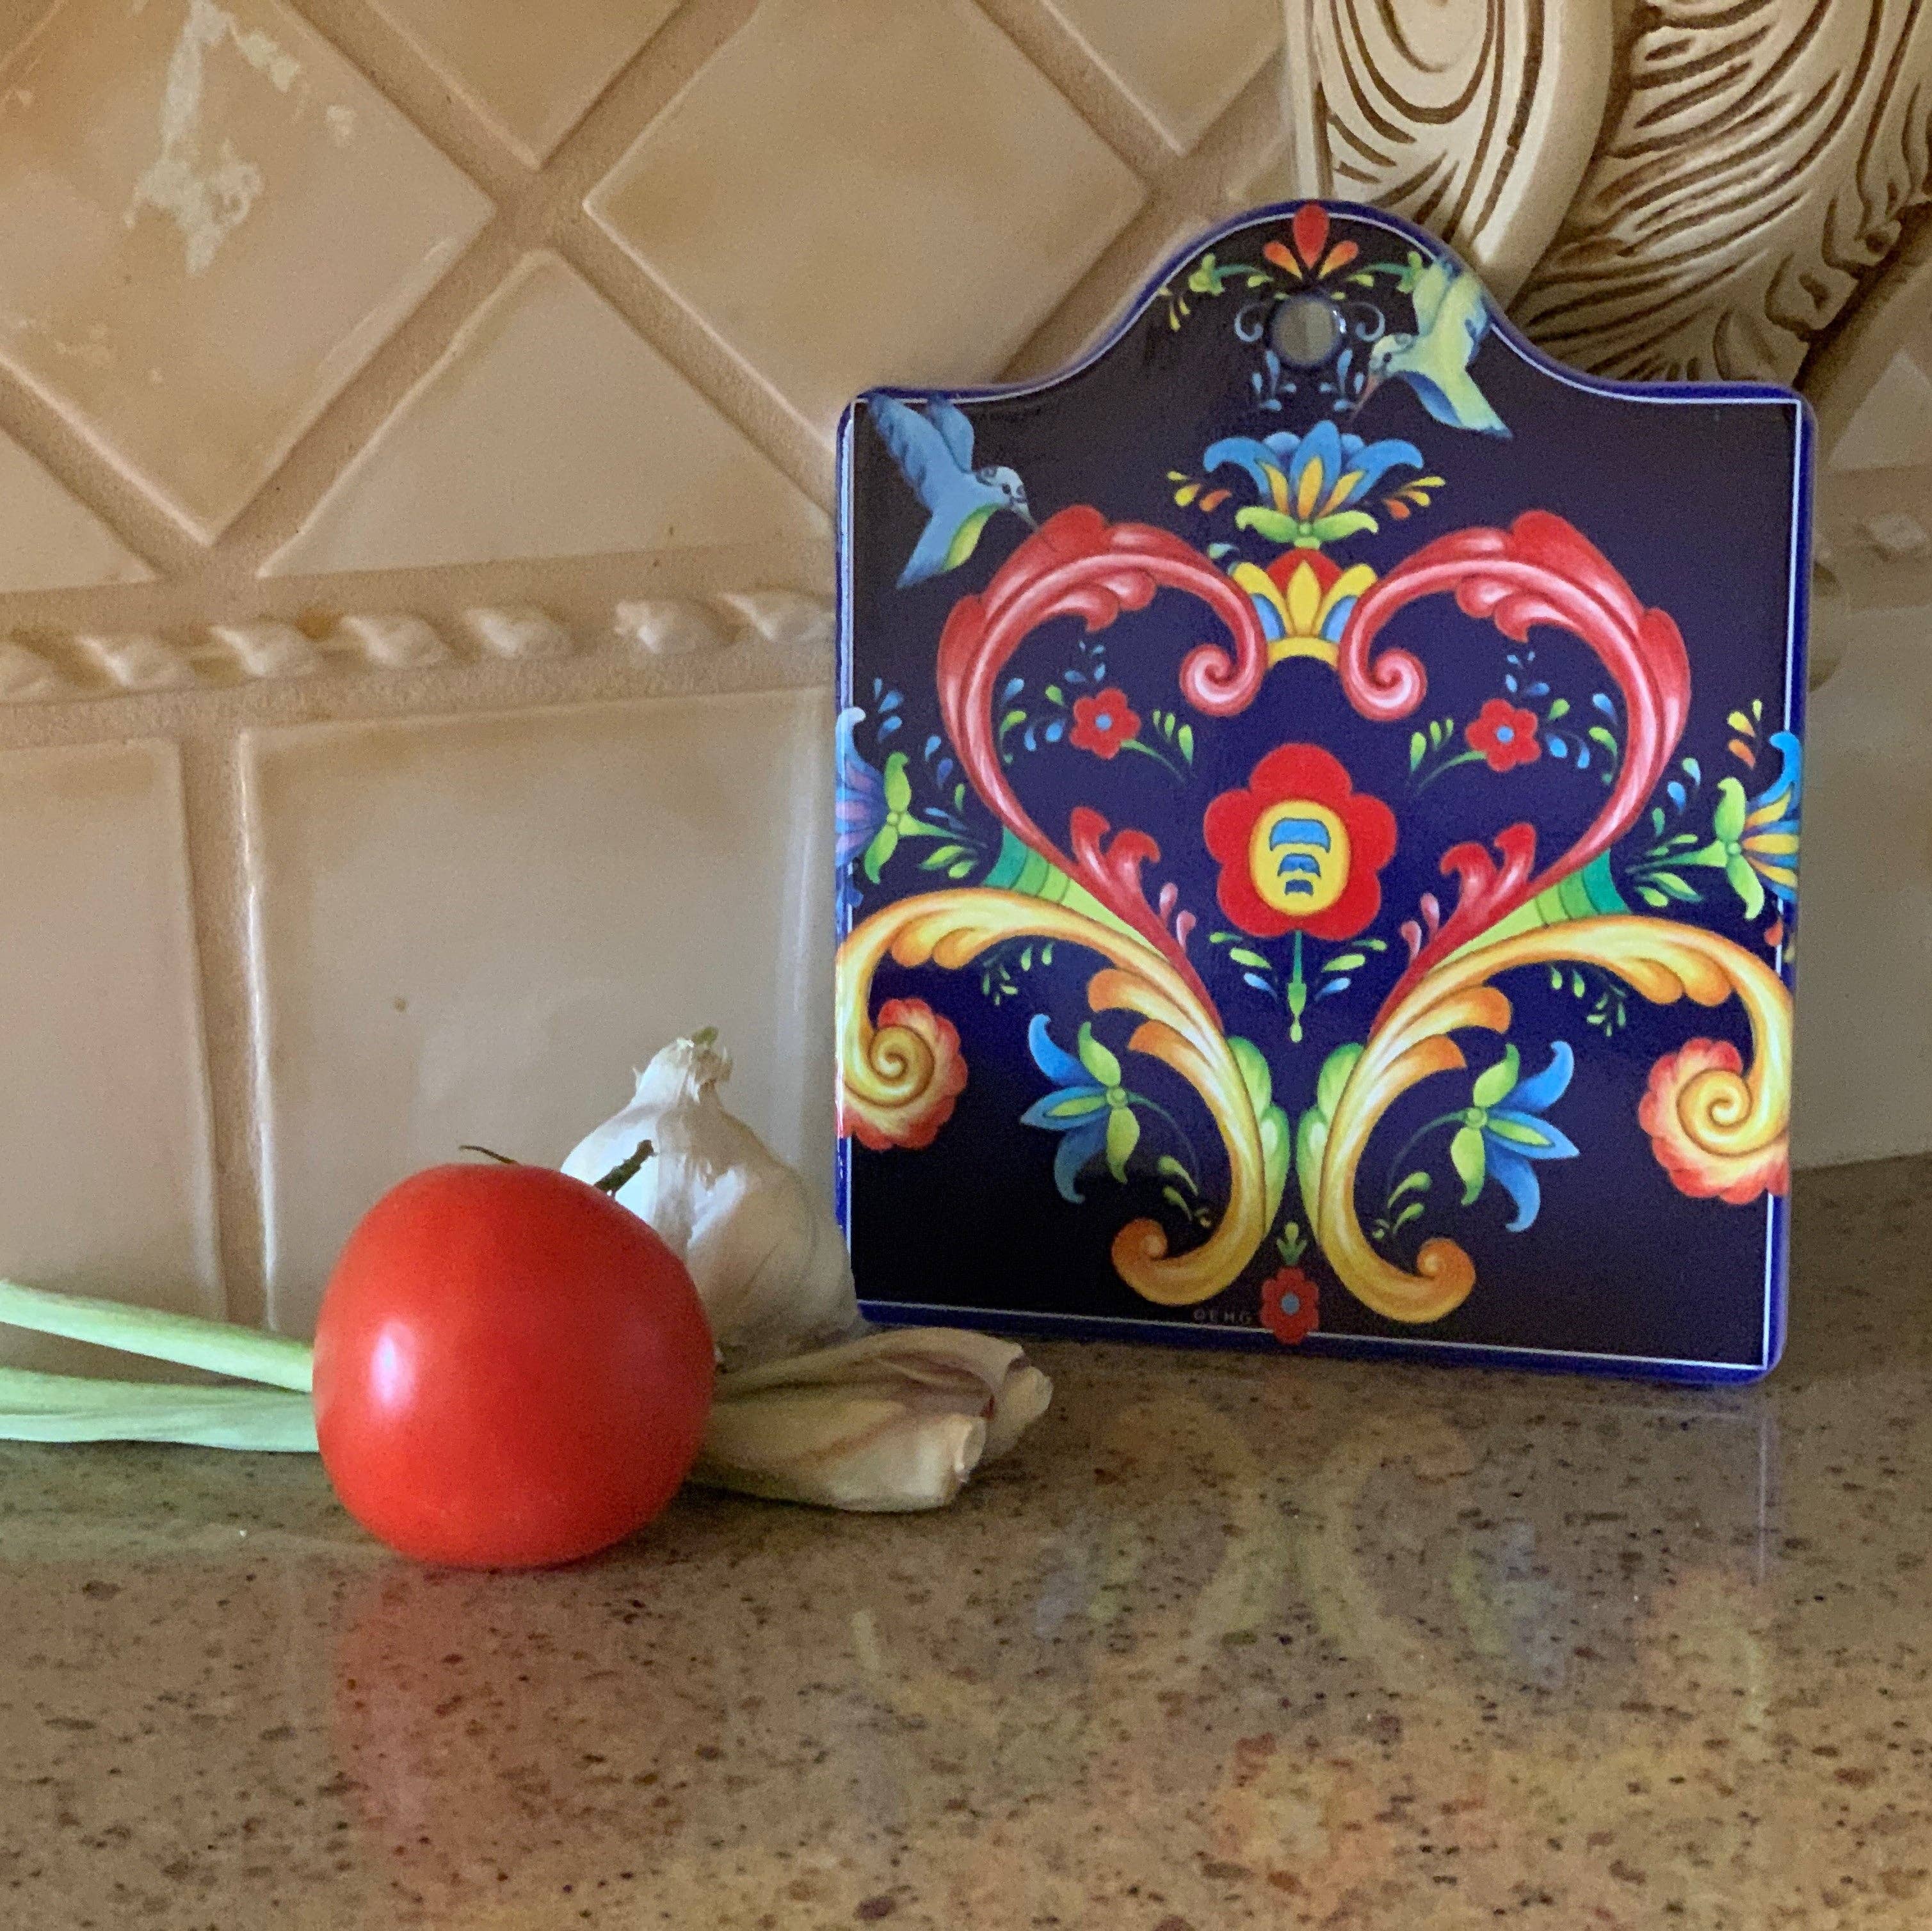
[1076,1022,1122,1088]
[1647,870,1702,902]
[1637,886,1670,908]
[1712,776,1748,843]
[1726,852,1766,918]
[1157,1155,1196,1191]
[1306,509,1380,544]
[1410,730,1426,771]
[1316,1041,1363,1119]
[1105,1103,1139,1182]
[1177,723,1195,764]
[1259,1103,1291,1228]
[1487,1116,1555,1149]
[1047,1093,1109,1119]
[1470,1044,1519,1110]
[1389,1170,1431,1204]
[1229,1035,1273,1120]
[1295,1110,1327,1236]
[1392,1201,1425,1233]
[1044,685,1063,705]
[1451,1125,1486,1205]
[861,822,898,885]
[1233,506,1301,544]
[1547,698,1571,721]
[1324,951,1367,975]
[883,751,913,813]
[1228,947,1273,972]
[947,860,974,879]
[919,844,966,869]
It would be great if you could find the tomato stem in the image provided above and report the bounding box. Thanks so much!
[593,1138,655,1195]
[458,1144,519,1165]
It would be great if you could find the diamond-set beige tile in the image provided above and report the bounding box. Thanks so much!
[242,689,835,1334]
[1042,0,1282,152]
[364,0,680,166]
[586,0,1147,437]
[264,252,826,576]
[0,0,492,540]
[0,427,151,589]
[0,740,221,1354]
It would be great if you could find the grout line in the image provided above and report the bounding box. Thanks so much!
[558,210,840,512]
[1001,55,1294,382]
[175,729,269,1329]
[970,0,1179,176]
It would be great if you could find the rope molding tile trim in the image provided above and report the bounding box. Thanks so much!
[0,592,835,705]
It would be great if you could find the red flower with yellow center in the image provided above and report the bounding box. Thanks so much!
[1203,744,1397,941]
[1068,688,1141,760]
[1259,1266,1319,1345]
[1466,698,1541,773]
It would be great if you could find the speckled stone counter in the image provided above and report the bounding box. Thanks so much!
[1,1155,1928,1930]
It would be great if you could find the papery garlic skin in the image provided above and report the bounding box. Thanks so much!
[561,1032,859,1370]
[693,1329,1053,1511]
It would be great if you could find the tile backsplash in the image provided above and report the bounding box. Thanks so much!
[0,0,1919,1343]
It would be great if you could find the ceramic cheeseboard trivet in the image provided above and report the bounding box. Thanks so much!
[833,200,1808,1382]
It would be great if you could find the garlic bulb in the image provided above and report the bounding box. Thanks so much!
[564,1030,1053,1507]
[694,1329,1053,1512]
[561,1030,859,1370]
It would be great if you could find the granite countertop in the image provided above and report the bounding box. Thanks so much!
[0,1155,1926,1930]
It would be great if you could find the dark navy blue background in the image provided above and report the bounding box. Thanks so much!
[837,204,1807,1377]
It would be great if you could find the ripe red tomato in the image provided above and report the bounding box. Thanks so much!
[313,1163,714,1569]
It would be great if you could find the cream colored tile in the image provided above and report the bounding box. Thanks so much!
[0,428,150,589]
[264,253,825,577]
[1830,349,1932,472]
[0,0,492,540]
[1791,614,1932,1167]
[586,0,1145,437]
[1043,0,1281,151]
[0,740,220,1346]
[367,0,679,166]
[244,689,835,1334]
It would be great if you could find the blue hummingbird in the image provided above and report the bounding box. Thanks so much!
[870,396,1038,587]
[1365,260,1510,438]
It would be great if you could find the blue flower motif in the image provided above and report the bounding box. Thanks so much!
[1203,419,1424,548]
[835,704,944,884]
[1449,1042,1579,1232]
[835,707,887,868]
[1022,1014,1140,1204]
[1675,728,1801,919]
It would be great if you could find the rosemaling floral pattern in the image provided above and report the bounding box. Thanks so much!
[834,202,1806,1377]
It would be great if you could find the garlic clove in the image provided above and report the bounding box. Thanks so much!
[696,1391,988,1512]
[693,1327,1052,1512]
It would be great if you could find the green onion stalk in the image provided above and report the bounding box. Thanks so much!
[0,1142,655,1454]
[0,1279,318,1451]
